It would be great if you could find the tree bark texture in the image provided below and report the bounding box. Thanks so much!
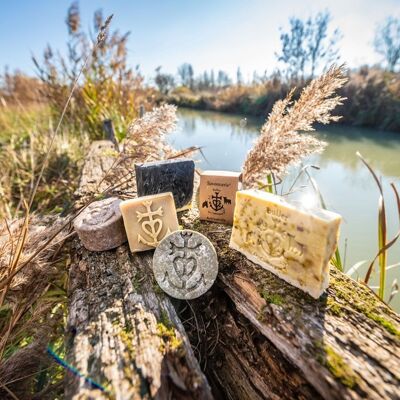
[66,141,212,400]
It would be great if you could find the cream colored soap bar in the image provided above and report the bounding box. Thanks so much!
[229,190,341,298]
[120,192,179,252]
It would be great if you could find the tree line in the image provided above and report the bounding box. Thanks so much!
[154,11,400,94]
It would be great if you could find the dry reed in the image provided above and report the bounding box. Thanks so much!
[124,104,178,160]
[241,65,348,186]
[0,13,114,398]
[0,216,70,398]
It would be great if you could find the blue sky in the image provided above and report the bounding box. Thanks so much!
[0,0,399,82]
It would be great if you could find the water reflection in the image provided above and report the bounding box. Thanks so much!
[317,126,400,176]
[170,108,400,310]
[181,117,197,136]
[170,109,260,170]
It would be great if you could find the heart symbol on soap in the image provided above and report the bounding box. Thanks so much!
[141,219,163,241]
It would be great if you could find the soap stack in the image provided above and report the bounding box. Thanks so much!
[74,158,342,300]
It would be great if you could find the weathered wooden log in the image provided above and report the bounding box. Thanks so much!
[180,214,400,400]
[66,141,212,399]
[68,139,400,400]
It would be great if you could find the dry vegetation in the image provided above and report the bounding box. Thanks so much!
[0,216,70,398]
[0,107,86,219]
[0,3,399,398]
[168,67,400,132]
[0,4,166,397]
[242,65,347,186]
[32,3,156,140]
[0,99,182,398]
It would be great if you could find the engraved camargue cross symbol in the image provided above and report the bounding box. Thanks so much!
[210,190,224,212]
[165,232,205,292]
[136,200,168,247]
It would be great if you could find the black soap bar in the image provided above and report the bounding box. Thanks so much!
[135,158,195,210]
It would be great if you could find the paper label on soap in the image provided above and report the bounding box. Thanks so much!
[199,171,240,225]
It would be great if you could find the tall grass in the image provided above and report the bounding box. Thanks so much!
[0,12,116,398]
[356,152,400,301]
[0,105,86,220]
[32,3,154,141]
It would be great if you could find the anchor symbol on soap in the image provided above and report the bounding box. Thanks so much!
[204,190,231,214]
[136,200,169,247]
[210,190,224,212]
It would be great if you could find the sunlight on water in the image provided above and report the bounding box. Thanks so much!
[299,192,320,210]
[169,108,400,310]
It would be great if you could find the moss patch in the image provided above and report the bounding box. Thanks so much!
[120,328,136,358]
[260,290,284,306]
[131,268,146,293]
[322,345,359,389]
[365,313,400,337]
[159,309,173,329]
[330,271,400,339]
[157,322,183,352]
[152,277,165,296]
[326,297,345,317]
[189,218,202,231]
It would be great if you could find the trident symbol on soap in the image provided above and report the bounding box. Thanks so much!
[136,200,165,247]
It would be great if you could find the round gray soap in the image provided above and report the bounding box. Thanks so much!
[74,197,127,252]
[153,229,218,299]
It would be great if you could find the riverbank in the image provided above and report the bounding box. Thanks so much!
[167,67,400,133]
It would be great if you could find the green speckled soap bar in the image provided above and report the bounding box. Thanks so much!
[229,190,341,298]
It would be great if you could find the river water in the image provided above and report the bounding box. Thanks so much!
[169,108,400,310]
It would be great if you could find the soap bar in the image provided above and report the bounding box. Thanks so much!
[135,158,195,211]
[229,190,341,298]
[73,197,127,252]
[199,170,241,225]
[153,230,218,299]
[120,192,179,252]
